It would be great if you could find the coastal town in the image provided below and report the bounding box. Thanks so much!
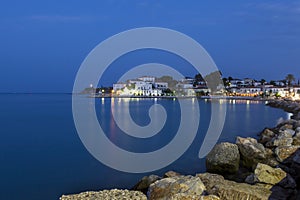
[86,73,300,100]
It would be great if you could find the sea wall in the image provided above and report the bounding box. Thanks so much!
[60,100,300,200]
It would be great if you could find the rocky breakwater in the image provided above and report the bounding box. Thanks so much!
[267,99,300,120]
[61,120,300,200]
[60,100,300,200]
[203,119,300,199]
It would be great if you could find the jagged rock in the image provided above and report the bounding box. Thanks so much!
[164,171,181,178]
[275,145,300,162]
[206,142,240,174]
[259,128,275,144]
[266,137,293,148]
[275,119,299,132]
[60,189,147,200]
[292,132,300,145]
[236,137,267,169]
[245,173,258,184]
[266,128,295,148]
[201,195,220,200]
[278,124,294,132]
[148,175,206,200]
[253,163,287,185]
[197,173,271,200]
[292,112,300,120]
[279,128,295,137]
[245,163,296,189]
[132,174,161,193]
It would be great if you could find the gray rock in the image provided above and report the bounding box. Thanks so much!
[279,129,295,137]
[60,189,147,200]
[292,112,300,120]
[236,137,267,169]
[148,175,206,200]
[278,123,294,131]
[275,145,300,162]
[163,171,181,178]
[206,142,240,174]
[259,128,275,144]
[132,174,161,192]
[266,137,293,148]
[245,173,258,184]
[197,173,272,200]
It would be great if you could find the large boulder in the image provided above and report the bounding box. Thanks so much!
[254,163,286,185]
[197,173,272,200]
[148,175,206,200]
[236,137,268,169]
[266,137,293,148]
[206,142,240,174]
[259,128,275,144]
[132,174,161,193]
[60,189,147,200]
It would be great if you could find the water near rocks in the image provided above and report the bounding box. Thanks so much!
[0,94,288,200]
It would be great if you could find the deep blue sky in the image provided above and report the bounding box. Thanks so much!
[1,0,300,92]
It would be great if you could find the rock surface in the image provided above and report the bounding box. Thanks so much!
[259,128,275,144]
[206,142,240,174]
[252,163,287,185]
[60,189,147,200]
[275,145,300,162]
[148,175,206,200]
[197,173,272,200]
[132,174,161,193]
[236,137,268,169]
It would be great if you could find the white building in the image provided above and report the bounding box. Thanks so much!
[176,83,193,89]
[113,83,126,91]
[155,82,168,90]
[238,87,262,95]
[138,76,155,83]
[244,78,254,86]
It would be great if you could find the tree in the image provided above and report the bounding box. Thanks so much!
[260,79,266,85]
[222,78,229,87]
[270,80,276,86]
[285,74,295,86]
[194,73,205,82]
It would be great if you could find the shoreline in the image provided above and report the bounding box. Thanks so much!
[88,94,271,101]
[61,99,300,200]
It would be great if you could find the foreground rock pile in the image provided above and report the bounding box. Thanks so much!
[61,100,300,200]
[60,189,147,200]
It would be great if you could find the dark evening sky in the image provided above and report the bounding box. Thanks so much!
[1,0,300,92]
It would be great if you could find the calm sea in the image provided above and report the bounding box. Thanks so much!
[0,94,288,200]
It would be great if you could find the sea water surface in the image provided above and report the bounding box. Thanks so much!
[0,94,288,200]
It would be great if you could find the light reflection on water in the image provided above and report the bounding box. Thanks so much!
[0,94,290,200]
